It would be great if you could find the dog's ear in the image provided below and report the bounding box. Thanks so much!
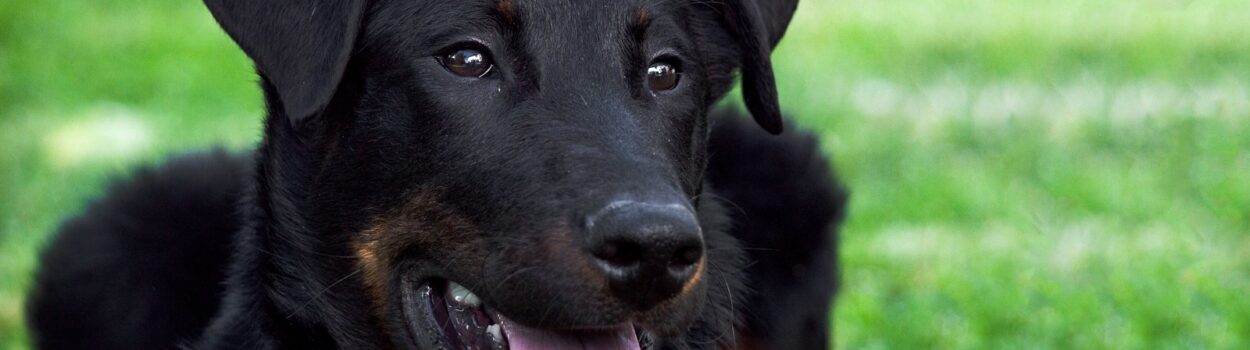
[204,0,367,127]
[722,0,798,135]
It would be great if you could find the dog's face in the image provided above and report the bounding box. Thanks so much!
[344,1,725,345]
[206,0,794,348]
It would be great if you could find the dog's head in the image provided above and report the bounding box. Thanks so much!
[207,0,795,348]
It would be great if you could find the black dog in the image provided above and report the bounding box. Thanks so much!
[26,0,846,349]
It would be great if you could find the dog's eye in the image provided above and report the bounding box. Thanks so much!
[646,60,680,92]
[439,47,494,78]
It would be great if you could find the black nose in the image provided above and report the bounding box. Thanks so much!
[585,201,704,310]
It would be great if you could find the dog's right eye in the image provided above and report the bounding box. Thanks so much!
[438,46,494,78]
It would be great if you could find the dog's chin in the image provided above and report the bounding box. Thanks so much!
[398,273,647,350]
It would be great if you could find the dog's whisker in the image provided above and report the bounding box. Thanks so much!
[284,269,363,319]
[493,265,541,291]
[698,192,750,218]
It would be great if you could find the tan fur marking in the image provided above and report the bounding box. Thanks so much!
[353,239,386,307]
[680,258,707,296]
[498,0,515,24]
[352,189,488,322]
[542,221,611,292]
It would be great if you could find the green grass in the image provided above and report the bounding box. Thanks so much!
[2,0,1248,348]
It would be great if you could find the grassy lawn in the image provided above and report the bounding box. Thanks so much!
[2,0,1248,348]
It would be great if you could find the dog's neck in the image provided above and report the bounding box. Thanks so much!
[198,87,391,349]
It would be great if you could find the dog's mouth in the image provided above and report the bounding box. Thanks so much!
[400,276,641,350]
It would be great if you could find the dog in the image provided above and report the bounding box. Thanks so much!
[25,0,847,349]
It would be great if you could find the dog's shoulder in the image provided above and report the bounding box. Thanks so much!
[26,149,250,349]
[705,109,849,349]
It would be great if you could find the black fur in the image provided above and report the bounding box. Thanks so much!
[707,115,848,349]
[26,150,249,349]
[26,1,845,349]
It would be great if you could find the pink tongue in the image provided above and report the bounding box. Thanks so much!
[496,315,640,350]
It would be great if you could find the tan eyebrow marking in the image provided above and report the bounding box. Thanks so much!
[498,0,516,25]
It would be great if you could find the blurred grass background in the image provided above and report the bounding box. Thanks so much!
[1,0,1247,348]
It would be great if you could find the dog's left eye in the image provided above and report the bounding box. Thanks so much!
[646,60,681,92]
[438,47,494,78]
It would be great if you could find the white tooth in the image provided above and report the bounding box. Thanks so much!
[448,282,482,307]
[486,324,503,344]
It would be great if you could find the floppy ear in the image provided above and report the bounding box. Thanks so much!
[204,0,367,127]
[722,0,798,135]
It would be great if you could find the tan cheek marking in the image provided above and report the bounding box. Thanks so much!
[352,189,488,320]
